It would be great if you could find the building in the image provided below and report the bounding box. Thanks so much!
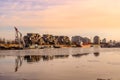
[72,36,91,45]
[71,36,83,46]
[82,37,91,44]
[102,38,107,43]
[42,34,55,45]
[24,33,45,47]
[93,36,100,44]
[57,36,71,45]
[24,33,71,47]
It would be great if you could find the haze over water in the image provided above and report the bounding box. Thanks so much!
[0,48,120,80]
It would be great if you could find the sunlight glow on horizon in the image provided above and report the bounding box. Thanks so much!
[0,0,120,41]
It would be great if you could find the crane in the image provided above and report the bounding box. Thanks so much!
[14,27,25,47]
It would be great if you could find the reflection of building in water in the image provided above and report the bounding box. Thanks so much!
[24,55,69,62]
[24,55,41,62]
[72,53,89,58]
[42,55,54,61]
[15,56,23,72]
[93,52,100,57]
[41,55,69,61]
[54,55,69,59]
[0,55,5,59]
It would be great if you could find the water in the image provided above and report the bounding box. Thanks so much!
[0,47,120,80]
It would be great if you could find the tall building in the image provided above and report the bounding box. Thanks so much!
[72,36,91,45]
[82,37,91,44]
[24,33,45,46]
[93,36,100,44]
[71,36,83,46]
[102,38,106,43]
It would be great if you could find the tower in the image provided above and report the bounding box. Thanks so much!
[93,36,100,45]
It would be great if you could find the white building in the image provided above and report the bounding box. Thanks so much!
[93,36,100,44]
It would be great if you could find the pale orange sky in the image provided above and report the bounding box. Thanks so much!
[0,0,120,41]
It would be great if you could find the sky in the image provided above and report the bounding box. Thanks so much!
[0,0,120,41]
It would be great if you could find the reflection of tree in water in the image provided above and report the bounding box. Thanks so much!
[93,52,100,57]
[15,56,23,72]
[72,53,89,58]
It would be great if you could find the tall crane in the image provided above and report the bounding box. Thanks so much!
[14,27,25,47]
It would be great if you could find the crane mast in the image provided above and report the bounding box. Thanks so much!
[14,27,25,47]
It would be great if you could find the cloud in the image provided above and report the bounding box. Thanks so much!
[0,0,67,11]
[0,0,68,27]
[1,0,120,40]
[1,0,120,28]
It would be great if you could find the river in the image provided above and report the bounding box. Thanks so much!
[0,47,120,80]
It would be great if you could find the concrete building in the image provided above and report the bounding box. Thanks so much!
[102,38,107,43]
[93,36,100,44]
[24,33,45,47]
[82,37,91,44]
[57,36,71,45]
[71,36,83,46]
[42,34,55,45]
[72,36,91,45]
[24,33,71,47]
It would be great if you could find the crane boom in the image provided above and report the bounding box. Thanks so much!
[14,27,25,47]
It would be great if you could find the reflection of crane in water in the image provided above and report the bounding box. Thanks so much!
[15,56,23,72]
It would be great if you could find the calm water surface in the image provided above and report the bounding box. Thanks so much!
[0,48,120,80]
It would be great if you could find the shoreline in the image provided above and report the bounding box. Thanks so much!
[0,43,93,50]
[1,43,120,50]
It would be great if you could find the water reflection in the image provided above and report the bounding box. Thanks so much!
[2,48,120,80]
[24,55,69,62]
[14,53,94,72]
[15,56,23,72]
[15,55,70,72]
[14,52,100,72]
[0,55,5,59]
[24,55,41,62]
[42,55,54,61]
[93,52,100,57]
[72,53,89,58]
[54,55,69,59]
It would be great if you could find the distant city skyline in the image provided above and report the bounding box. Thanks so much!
[0,0,120,41]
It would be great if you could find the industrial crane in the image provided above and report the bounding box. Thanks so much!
[14,27,25,47]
